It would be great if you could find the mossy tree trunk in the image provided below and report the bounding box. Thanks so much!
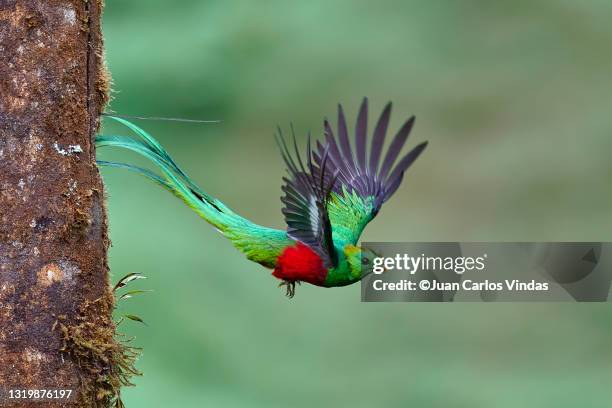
[0,1,119,406]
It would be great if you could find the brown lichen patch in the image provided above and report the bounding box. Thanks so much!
[60,5,77,26]
[0,281,15,294]
[23,130,45,167]
[61,207,94,244]
[23,346,49,365]
[0,282,17,326]
[0,300,14,337]
[24,12,43,29]
[37,263,64,287]
[0,4,33,28]
[35,261,79,288]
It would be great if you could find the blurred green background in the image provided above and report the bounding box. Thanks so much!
[99,1,612,407]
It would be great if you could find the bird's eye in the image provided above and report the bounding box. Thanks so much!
[361,257,370,265]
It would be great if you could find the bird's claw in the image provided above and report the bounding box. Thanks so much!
[278,279,299,298]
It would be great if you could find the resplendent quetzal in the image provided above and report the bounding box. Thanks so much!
[96,98,427,297]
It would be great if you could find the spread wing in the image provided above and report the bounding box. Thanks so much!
[313,98,428,246]
[276,127,338,268]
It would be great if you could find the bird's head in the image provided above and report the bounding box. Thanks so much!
[344,245,380,281]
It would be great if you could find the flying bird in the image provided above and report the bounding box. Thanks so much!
[96,98,428,297]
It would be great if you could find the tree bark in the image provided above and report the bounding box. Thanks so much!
[0,1,116,407]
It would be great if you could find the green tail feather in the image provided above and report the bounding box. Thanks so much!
[97,160,173,190]
[104,117,212,201]
[96,127,232,231]
[96,117,292,268]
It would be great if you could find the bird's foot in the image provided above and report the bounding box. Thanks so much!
[278,279,300,298]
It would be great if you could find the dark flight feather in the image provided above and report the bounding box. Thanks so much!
[276,128,338,267]
[315,97,427,219]
[378,116,415,181]
[337,105,356,174]
[368,102,392,176]
[355,99,368,174]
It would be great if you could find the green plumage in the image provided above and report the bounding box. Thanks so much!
[327,188,375,247]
